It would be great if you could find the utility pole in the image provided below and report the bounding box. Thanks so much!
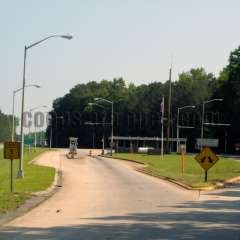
[161,97,164,160]
[166,66,172,153]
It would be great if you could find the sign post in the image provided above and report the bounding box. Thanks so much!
[195,147,219,182]
[205,170,208,182]
[3,142,21,192]
[24,138,34,154]
[180,144,186,175]
[10,159,13,192]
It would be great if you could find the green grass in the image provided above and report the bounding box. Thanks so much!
[112,153,240,188]
[0,148,55,214]
[0,192,29,214]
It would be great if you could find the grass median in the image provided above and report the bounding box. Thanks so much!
[111,153,240,188]
[0,148,55,214]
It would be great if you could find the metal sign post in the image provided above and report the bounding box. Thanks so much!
[180,144,186,175]
[10,159,13,192]
[205,170,208,182]
[4,142,21,192]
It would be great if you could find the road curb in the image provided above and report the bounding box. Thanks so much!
[136,168,221,191]
[224,176,240,184]
[98,155,145,165]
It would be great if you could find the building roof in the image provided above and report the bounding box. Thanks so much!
[110,136,187,142]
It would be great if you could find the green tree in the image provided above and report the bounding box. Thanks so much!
[213,46,240,151]
[173,68,214,108]
[0,110,12,142]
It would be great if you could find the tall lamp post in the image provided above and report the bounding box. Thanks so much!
[18,34,73,178]
[201,98,223,150]
[48,114,53,149]
[46,112,56,149]
[54,116,64,148]
[88,102,106,154]
[12,84,40,141]
[94,98,114,156]
[29,105,47,150]
[49,121,53,149]
[177,105,195,153]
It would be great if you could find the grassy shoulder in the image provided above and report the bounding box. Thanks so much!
[0,148,55,214]
[111,153,240,188]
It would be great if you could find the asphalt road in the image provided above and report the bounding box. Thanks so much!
[0,149,239,240]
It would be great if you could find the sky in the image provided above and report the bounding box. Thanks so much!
[1,0,240,118]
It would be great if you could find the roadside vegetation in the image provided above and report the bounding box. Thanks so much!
[0,148,55,214]
[112,153,240,188]
[49,46,240,154]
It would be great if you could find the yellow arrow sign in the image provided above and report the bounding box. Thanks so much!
[195,147,219,171]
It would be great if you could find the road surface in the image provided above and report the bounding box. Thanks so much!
[0,149,239,239]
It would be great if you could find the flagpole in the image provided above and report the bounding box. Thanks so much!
[161,97,164,160]
[166,66,172,153]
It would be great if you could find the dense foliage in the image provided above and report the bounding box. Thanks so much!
[0,110,12,142]
[48,46,240,153]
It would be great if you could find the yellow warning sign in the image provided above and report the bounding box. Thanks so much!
[195,147,219,171]
[4,142,21,160]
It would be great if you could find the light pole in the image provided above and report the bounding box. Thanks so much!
[88,102,106,154]
[94,98,114,156]
[29,105,47,150]
[18,34,73,178]
[54,116,64,148]
[201,98,223,150]
[12,84,40,142]
[50,124,53,149]
[49,115,53,149]
[177,105,195,153]
[45,111,54,149]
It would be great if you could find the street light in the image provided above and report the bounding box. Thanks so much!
[88,102,104,109]
[49,115,64,148]
[88,102,106,154]
[48,114,53,149]
[94,98,114,156]
[12,84,40,141]
[18,34,73,178]
[176,105,195,153]
[29,105,47,150]
[200,98,223,150]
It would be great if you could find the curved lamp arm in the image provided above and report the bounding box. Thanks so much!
[27,34,73,49]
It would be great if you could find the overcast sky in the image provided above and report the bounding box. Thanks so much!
[1,0,240,116]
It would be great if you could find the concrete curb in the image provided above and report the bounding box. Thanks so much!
[99,155,233,191]
[98,155,145,165]
[136,168,222,191]
[0,154,61,226]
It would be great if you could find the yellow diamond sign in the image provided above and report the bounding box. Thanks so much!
[195,147,219,171]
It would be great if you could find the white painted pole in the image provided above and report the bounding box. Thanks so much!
[11,91,15,142]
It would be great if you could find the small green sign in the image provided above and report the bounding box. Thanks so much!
[24,138,34,145]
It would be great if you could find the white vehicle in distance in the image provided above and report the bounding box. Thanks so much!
[138,147,154,153]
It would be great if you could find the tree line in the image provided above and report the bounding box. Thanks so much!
[49,46,240,153]
[0,110,12,142]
